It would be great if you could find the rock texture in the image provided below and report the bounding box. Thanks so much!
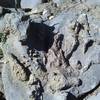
[0,0,99,100]
[21,0,42,8]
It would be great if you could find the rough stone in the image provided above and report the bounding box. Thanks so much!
[87,93,100,100]
[0,0,99,100]
[21,0,42,9]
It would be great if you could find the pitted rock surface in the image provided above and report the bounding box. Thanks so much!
[0,0,99,100]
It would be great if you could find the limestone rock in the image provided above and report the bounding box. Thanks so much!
[87,93,100,100]
[0,0,99,100]
[21,0,42,8]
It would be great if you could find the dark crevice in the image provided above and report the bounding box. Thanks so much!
[0,92,6,100]
[67,92,77,100]
[23,8,32,12]
[76,23,84,34]
[72,22,84,34]
[60,85,72,91]
[0,0,14,8]
[65,21,84,66]
[56,34,64,50]
[11,53,26,68]
[11,53,31,80]
[42,0,51,3]
[32,78,44,100]
[37,59,47,72]
[2,8,11,14]
[66,37,80,66]
[0,0,21,8]
[77,61,82,66]
[61,50,68,65]
[21,15,30,21]
[78,79,82,86]
[84,40,94,53]
[0,8,11,17]
[20,21,55,53]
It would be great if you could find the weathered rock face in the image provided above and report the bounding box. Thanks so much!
[21,0,42,8]
[87,93,100,100]
[0,0,99,100]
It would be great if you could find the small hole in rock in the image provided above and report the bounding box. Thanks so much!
[26,22,55,52]
[54,72,57,76]
[42,0,51,3]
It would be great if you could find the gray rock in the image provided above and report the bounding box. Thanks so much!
[2,63,29,100]
[43,92,68,100]
[0,0,99,100]
[87,93,100,100]
[85,0,100,6]
[78,64,100,96]
[21,0,42,8]
[52,0,81,6]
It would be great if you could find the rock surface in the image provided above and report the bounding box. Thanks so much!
[21,0,42,8]
[0,0,99,100]
[87,93,100,100]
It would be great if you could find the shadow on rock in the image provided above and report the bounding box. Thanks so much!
[67,92,77,100]
[25,22,55,52]
[0,0,21,8]
[0,92,6,100]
